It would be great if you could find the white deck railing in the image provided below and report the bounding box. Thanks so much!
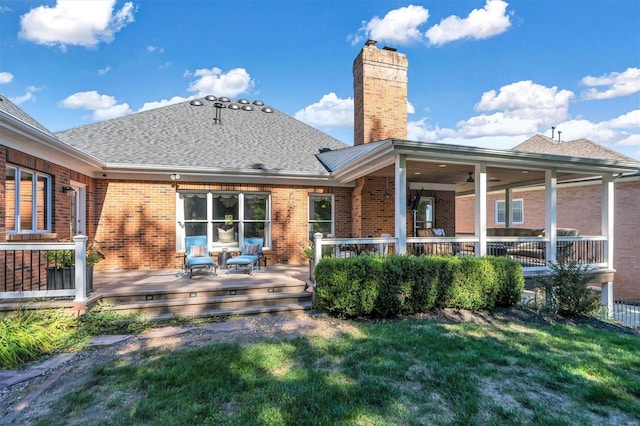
[0,235,89,303]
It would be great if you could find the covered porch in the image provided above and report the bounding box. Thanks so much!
[316,139,640,310]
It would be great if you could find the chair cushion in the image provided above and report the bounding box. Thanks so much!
[218,228,235,243]
[186,256,214,267]
[244,243,259,255]
[189,245,206,257]
[227,255,259,266]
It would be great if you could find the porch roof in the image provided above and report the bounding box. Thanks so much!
[318,138,640,192]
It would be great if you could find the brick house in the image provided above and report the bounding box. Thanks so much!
[1,41,638,301]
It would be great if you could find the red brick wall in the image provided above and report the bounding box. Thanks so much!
[92,180,353,270]
[353,44,408,145]
[614,179,640,298]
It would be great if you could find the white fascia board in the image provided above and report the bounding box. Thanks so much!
[331,142,396,182]
[97,166,355,187]
[393,139,640,175]
[1,118,104,175]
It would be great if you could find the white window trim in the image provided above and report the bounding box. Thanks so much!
[495,199,524,225]
[6,165,52,234]
[176,191,271,252]
[308,193,334,238]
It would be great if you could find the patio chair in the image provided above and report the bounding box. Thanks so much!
[226,238,264,275]
[185,235,217,278]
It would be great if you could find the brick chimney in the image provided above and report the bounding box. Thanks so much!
[353,40,408,145]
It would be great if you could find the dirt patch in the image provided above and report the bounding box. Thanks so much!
[0,309,636,424]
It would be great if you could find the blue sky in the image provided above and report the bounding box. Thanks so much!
[1,0,639,160]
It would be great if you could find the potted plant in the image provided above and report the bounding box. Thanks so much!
[45,243,103,291]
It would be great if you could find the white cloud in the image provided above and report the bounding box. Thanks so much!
[147,45,164,53]
[0,71,13,84]
[606,110,640,129]
[614,134,640,147]
[186,67,254,98]
[408,118,455,142]
[9,86,40,104]
[350,5,430,46]
[426,0,512,46]
[581,68,640,100]
[138,96,189,112]
[60,90,132,121]
[98,66,111,75]
[475,80,574,124]
[294,93,354,129]
[407,101,415,115]
[19,0,135,50]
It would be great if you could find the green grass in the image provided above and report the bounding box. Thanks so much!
[31,316,640,426]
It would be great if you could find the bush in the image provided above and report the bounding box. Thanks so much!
[490,256,525,307]
[537,256,601,317]
[438,256,498,310]
[314,254,524,318]
[314,256,383,318]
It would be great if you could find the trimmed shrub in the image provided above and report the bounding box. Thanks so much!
[314,254,524,318]
[438,256,498,310]
[490,256,525,307]
[313,255,383,318]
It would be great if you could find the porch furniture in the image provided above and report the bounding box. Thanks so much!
[486,227,580,261]
[218,251,231,269]
[185,235,217,278]
[226,238,264,275]
[414,228,460,256]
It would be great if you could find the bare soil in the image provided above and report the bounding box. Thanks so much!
[1,308,636,425]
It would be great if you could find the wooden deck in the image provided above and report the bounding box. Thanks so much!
[2,264,314,320]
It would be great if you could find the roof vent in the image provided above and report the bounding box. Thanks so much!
[382,46,397,51]
[190,99,203,106]
[204,95,217,101]
[228,103,239,110]
[262,107,273,113]
[365,39,377,46]
[218,97,230,102]
[242,105,253,111]
[253,100,264,106]
[238,99,249,104]
[213,102,225,124]
[319,147,331,153]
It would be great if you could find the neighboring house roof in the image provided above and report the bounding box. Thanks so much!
[55,98,348,176]
[513,134,636,163]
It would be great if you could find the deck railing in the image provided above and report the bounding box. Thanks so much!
[0,235,89,303]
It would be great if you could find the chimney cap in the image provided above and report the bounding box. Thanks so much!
[382,46,397,51]
[365,39,377,46]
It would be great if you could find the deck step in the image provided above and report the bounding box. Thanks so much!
[101,291,314,319]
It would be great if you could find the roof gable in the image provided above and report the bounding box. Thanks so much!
[0,94,58,139]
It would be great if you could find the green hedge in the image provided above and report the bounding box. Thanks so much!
[313,254,524,319]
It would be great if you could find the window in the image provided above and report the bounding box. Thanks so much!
[308,194,333,239]
[177,192,270,251]
[5,165,51,233]
[495,199,523,225]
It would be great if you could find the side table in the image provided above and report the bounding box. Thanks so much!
[218,251,231,269]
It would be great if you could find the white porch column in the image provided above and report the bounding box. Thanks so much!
[73,234,88,303]
[395,154,407,254]
[505,188,514,228]
[545,169,557,264]
[601,173,615,316]
[474,162,487,257]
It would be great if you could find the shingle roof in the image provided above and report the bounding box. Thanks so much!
[0,94,58,139]
[513,134,636,162]
[55,98,348,175]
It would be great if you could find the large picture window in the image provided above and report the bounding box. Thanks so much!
[308,194,333,239]
[177,192,270,251]
[5,165,51,233]
[495,199,524,225]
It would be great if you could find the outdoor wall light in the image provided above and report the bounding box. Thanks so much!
[170,174,180,181]
[61,186,75,194]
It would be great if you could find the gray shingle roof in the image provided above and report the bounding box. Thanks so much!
[55,98,348,175]
[513,134,635,162]
[0,94,58,139]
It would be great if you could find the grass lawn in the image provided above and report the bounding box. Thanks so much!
[32,315,640,425]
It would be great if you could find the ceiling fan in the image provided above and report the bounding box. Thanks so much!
[465,172,501,183]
